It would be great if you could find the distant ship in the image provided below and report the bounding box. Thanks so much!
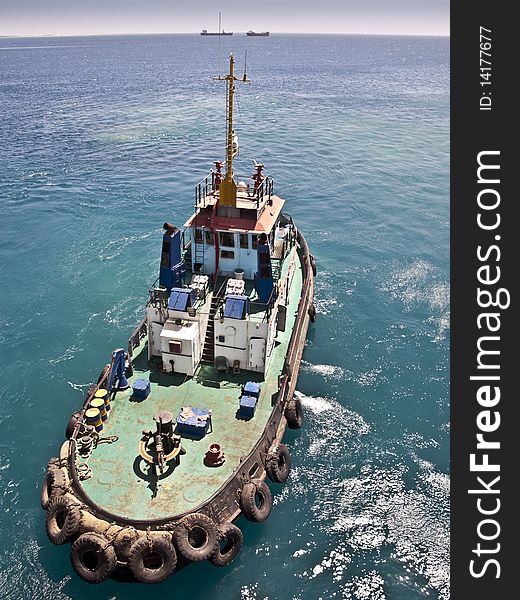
[201,12,233,36]
[247,31,269,36]
[201,29,233,36]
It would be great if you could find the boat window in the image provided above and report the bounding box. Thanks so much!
[239,233,249,249]
[248,462,259,477]
[168,340,182,354]
[219,232,235,247]
[205,230,214,245]
[251,234,258,249]
[194,229,203,244]
[221,250,234,260]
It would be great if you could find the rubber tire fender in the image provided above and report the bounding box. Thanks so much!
[308,303,317,323]
[285,396,304,429]
[173,513,218,562]
[209,522,243,567]
[65,411,82,439]
[265,443,291,484]
[240,479,272,523]
[46,496,81,545]
[41,467,68,510]
[70,532,117,584]
[128,535,177,583]
[310,254,317,277]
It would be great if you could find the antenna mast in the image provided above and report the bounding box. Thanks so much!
[214,54,249,207]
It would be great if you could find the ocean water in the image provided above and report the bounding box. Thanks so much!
[0,34,449,599]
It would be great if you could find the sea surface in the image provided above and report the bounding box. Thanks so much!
[0,34,449,600]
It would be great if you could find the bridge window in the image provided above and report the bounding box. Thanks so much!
[252,234,258,249]
[205,230,214,245]
[240,233,249,249]
[168,340,182,354]
[219,232,235,247]
[221,250,235,260]
[194,229,203,244]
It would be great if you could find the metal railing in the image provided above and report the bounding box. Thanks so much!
[128,317,147,357]
[194,172,274,209]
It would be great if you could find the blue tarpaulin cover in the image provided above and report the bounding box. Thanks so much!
[168,288,193,311]
[243,381,261,397]
[239,395,257,418]
[176,406,211,437]
[224,294,248,319]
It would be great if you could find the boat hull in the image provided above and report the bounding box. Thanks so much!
[42,230,314,582]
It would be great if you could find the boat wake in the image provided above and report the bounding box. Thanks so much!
[281,392,449,599]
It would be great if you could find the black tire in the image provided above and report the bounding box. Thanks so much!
[128,535,177,583]
[173,513,218,562]
[209,522,243,567]
[240,479,272,522]
[308,303,316,323]
[265,443,291,484]
[47,457,60,471]
[65,411,82,439]
[310,254,317,276]
[41,467,68,510]
[46,496,81,545]
[70,532,117,584]
[285,396,304,429]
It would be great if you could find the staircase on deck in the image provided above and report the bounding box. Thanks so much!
[201,277,228,365]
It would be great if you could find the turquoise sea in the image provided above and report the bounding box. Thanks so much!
[0,34,449,599]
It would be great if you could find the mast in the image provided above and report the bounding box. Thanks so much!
[214,54,248,207]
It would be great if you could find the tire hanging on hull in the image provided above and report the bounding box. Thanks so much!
[240,479,272,522]
[46,496,81,545]
[41,467,68,510]
[70,532,117,584]
[173,513,218,562]
[209,522,243,567]
[265,443,291,483]
[285,396,304,429]
[128,536,177,583]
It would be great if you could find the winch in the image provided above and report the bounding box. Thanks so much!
[138,410,182,474]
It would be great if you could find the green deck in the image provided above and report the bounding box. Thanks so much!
[79,253,302,520]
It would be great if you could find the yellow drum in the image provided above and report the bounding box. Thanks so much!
[90,397,107,422]
[94,388,110,412]
[85,407,103,432]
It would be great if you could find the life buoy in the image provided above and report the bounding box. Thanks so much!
[173,513,218,562]
[265,443,291,484]
[240,479,272,522]
[128,535,177,583]
[65,411,82,439]
[46,496,81,545]
[310,254,317,276]
[308,303,317,323]
[209,522,243,567]
[285,396,304,429]
[70,532,117,584]
[41,467,68,510]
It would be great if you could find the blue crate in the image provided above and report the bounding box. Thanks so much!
[243,381,261,398]
[176,406,211,438]
[132,378,150,399]
[239,395,257,419]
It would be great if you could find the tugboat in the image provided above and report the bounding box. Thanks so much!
[41,54,316,584]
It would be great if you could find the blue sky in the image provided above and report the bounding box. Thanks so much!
[0,0,449,37]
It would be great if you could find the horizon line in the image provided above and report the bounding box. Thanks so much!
[0,31,450,39]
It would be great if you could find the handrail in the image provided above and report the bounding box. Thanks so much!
[128,316,147,357]
[194,172,274,209]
